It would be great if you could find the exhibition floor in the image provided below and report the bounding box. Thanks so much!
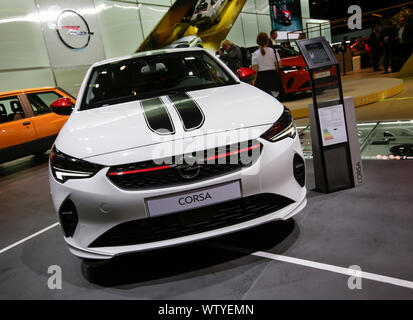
[1,156,412,299]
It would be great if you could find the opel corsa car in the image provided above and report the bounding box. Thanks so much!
[49,48,307,263]
[0,87,75,164]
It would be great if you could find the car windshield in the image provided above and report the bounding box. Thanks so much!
[81,51,236,110]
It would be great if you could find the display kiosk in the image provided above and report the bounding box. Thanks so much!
[296,36,364,193]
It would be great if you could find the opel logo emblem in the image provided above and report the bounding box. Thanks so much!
[177,156,201,180]
[56,10,94,50]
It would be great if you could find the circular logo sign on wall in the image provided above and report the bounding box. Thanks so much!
[56,10,94,50]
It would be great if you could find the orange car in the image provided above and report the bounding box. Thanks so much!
[0,87,75,164]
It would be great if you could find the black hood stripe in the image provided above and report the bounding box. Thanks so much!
[168,92,205,131]
[141,97,175,135]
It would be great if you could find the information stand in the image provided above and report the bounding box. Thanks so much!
[296,36,364,193]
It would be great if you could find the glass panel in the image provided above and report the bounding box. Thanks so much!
[255,0,269,14]
[361,121,413,160]
[95,0,144,58]
[357,122,378,147]
[242,0,257,13]
[82,51,236,110]
[227,15,245,47]
[0,69,55,93]
[54,67,89,97]
[311,65,341,104]
[298,121,413,160]
[257,14,271,34]
[297,125,312,159]
[0,0,49,70]
[139,4,169,38]
[139,0,172,5]
[27,92,62,115]
[241,13,259,47]
[0,96,25,123]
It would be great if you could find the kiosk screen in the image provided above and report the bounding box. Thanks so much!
[305,42,330,65]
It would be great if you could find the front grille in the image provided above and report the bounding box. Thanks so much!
[89,193,294,248]
[107,140,262,190]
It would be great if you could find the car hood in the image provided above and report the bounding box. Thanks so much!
[55,83,284,160]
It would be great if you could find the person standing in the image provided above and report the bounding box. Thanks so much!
[395,16,413,71]
[251,32,282,99]
[369,24,383,71]
[217,40,243,75]
[382,22,396,73]
[269,30,278,46]
[340,36,349,53]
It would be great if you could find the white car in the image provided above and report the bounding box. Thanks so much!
[49,48,307,263]
[165,35,203,49]
[190,0,228,25]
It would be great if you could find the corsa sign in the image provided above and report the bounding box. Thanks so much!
[56,9,94,50]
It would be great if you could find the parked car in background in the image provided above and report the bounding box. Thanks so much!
[350,38,371,55]
[0,87,75,164]
[350,37,372,69]
[165,35,203,49]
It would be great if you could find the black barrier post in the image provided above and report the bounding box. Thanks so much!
[296,36,363,193]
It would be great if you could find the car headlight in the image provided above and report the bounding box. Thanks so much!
[50,146,103,183]
[261,107,297,142]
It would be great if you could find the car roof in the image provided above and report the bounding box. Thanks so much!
[92,48,205,68]
[0,87,58,97]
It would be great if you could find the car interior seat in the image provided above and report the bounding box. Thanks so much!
[0,103,7,123]
[10,101,24,121]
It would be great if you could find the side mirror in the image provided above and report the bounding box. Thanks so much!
[50,98,74,116]
[238,67,256,84]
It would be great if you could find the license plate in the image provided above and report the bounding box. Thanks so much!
[146,181,242,217]
[314,71,331,79]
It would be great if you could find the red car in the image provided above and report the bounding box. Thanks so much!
[241,46,337,100]
[350,38,371,55]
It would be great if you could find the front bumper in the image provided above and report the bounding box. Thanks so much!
[50,136,307,260]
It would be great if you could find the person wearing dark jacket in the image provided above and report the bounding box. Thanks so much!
[394,16,413,71]
[218,40,243,75]
[369,24,383,71]
[382,23,396,73]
